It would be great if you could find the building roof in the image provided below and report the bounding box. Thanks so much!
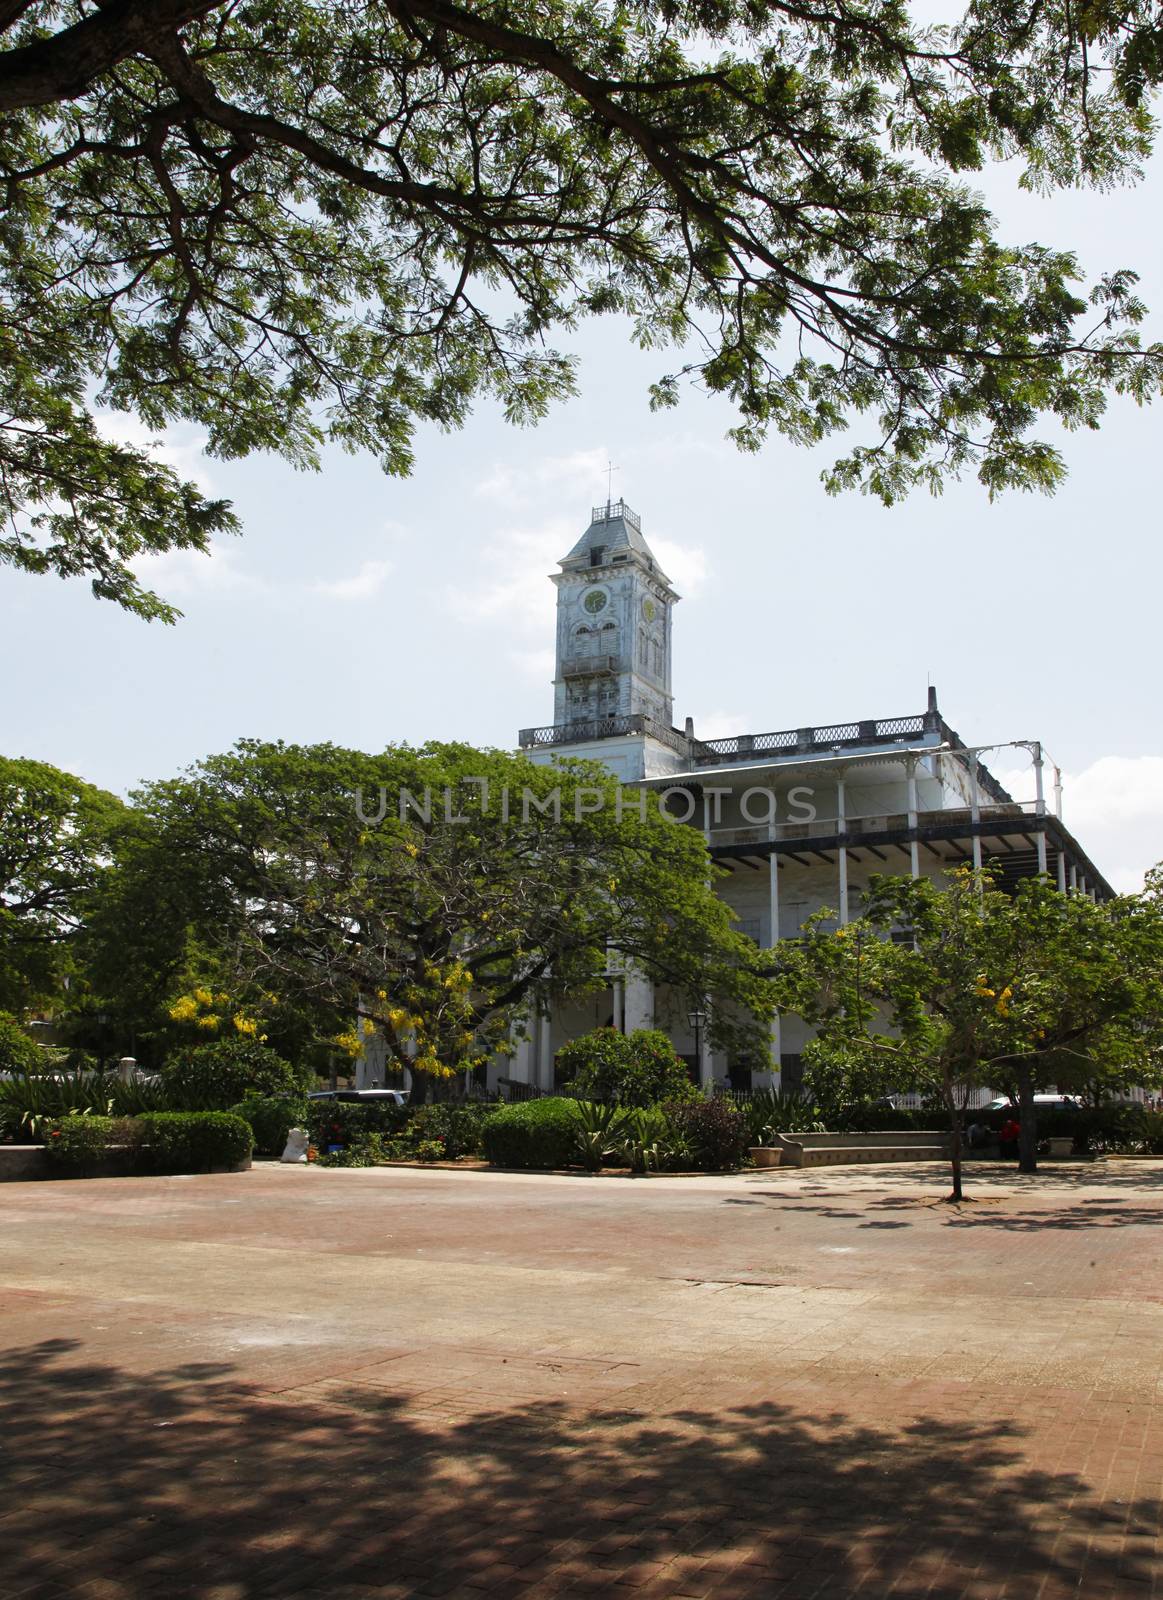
[560,500,670,580]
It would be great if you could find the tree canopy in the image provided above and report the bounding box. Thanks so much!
[777,866,1163,1196]
[96,739,773,1087]
[0,755,126,1011]
[1,1,1161,617]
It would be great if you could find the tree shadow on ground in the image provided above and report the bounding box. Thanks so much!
[1,1338,1157,1599]
[943,1202,1163,1231]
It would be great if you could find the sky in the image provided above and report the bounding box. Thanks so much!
[2,145,1161,894]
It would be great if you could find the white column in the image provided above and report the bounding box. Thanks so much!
[1070,864,1078,892]
[612,977,625,1033]
[768,835,782,1086]
[1032,742,1048,874]
[698,1031,713,1094]
[837,777,849,925]
[539,1011,554,1092]
[906,757,920,878]
[1056,851,1067,893]
[623,969,654,1031]
[969,752,983,874]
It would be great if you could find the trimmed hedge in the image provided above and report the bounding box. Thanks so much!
[136,1112,253,1172]
[161,1038,312,1109]
[43,1111,252,1174]
[44,1115,135,1173]
[480,1098,580,1170]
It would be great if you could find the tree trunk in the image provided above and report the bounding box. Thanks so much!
[1017,1062,1038,1174]
[944,1072,964,1201]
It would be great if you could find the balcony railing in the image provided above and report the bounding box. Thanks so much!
[560,654,620,678]
[519,713,689,757]
[692,714,934,765]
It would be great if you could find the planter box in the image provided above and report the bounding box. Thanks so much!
[1046,1137,1075,1157]
[749,1146,783,1168]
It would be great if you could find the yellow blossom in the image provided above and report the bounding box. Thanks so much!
[232,1015,258,1036]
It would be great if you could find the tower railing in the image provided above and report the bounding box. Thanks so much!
[590,498,641,531]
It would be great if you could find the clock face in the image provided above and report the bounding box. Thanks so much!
[641,597,657,622]
[583,588,609,615]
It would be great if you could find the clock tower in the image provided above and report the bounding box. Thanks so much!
[551,500,679,733]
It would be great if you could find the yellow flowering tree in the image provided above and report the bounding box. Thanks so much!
[778,868,1163,1197]
[123,739,774,1099]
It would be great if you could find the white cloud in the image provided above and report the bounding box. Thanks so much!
[994,753,1163,893]
[475,449,609,508]
[96,411,216,495]
[652,536,708,597]
[312,559,393,601]
[133,537,258,597]
[445,518,570,634]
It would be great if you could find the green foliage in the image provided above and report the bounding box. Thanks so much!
[742,1089,826,1144]
[480,1098,580,1171]
[229,1095,309,1159]
[569,1099,631,1172]
[662,1098,751,1172]
[43,1115,136,1173]
[134,1112,253,1172]
[558,1028,698,1108]
[1139,1110,1163,1155]
[0,758,127,1012]
[1,2,1161,619]
[778,867,1163,1192]
[0,1071,109,1141]
[0,1013,41,1074]
[160,1038,311,1109]
[305,1100,407,1151]
[616,1107,692,1174]
[122,741,772,1085]
[401,1104,494,1161]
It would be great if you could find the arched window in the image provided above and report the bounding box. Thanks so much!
[600,621,619,661]
[573,624,596,658]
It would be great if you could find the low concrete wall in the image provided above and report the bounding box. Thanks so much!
[772,1132,949,1168]
[0,1146,49,1182]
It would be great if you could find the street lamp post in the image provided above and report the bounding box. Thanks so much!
[687,1005,707,1090]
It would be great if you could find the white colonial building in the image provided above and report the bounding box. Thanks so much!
[504,500,1112,1096]
[358,499,1112,1096]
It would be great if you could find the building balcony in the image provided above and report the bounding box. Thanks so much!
[560,654,621,678]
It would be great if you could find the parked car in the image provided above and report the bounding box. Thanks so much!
[307,1088,410,1106]
[986,1094,1081,1113]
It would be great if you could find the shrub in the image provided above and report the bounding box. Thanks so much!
[44,1115,139,1172]
[616,1106,690,1173]
[306,1099,407,1151]
[570,1099,631,1171]
[481,1098,580,1169]
[662,1097,750,1171]
[0,1014,43,1075]
[558,1028,697,1107]
[0,1070,112,1141]
[742,1088,825,1144]
[230,1095,309,1158]
[160,1038,311,1109]
[135,1111,253,1172]
[404,1102,494,1159]
[1139,1110,1163,1156]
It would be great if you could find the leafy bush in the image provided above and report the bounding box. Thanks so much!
[229,1095,309,1158]
[742,1088,825,1144]
[306,1099,407,1151]
[558,1028,697,1108]
[44,1115,139,1172]
[0,1071,111,1141]
[617,1106,691,1173]
[0,1014,42,1075]
[481,1097,580,1169]
[135,1111,253,1172]
[570,1099,630,1171]
[662,1097,750,1171]
[1139,1110,1163,1155]
[160,1038,311,1109]
[404,1102,494,1159]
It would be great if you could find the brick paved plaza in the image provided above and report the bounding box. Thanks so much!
[2,1159,1162,1599]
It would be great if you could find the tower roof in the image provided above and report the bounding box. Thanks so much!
[560,500,670,581]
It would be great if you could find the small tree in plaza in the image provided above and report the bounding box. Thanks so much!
[557,1028,697,1108]
[777,867,1163,1199]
